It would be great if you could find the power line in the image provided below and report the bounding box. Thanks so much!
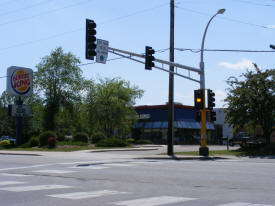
[0,0,54,17]
[176,6,272,30]
[0,1,171,53]
[175,48,275,53]
[0,0,94,27]
[231,0,275,7]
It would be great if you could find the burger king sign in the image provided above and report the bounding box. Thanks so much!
[6,66,33,97]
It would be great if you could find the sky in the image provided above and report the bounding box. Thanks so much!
[0,0,274,108]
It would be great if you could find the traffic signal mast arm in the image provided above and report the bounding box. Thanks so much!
[108,46,201,83]
[108,47,200,83]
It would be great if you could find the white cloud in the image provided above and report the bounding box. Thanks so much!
[218,58,254,70]
[267,25,275,29]
[214,89,227,107]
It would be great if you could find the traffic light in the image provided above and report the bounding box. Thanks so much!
[194,89,204,110]
[209,110,216,122]
[86,19,97,60]
[207,89,215,110]
[145,46,155,70]
[196,111,201,122]
[270,44,275,50]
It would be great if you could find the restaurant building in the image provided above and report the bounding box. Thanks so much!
[133,103,216,144]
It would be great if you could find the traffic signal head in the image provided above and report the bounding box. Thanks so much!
[194,89,204,110]
[145,46,155,70]
[207,89,215,110]
[210,110,216,122]
[86,19,97,60]
[195,111,201,122]
[270,44,275,50]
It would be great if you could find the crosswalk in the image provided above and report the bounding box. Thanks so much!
[0,160,274,206]
[0,179,273,206]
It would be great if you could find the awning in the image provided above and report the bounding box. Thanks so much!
[133,120,215,130]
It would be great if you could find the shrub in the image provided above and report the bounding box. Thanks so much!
[29,137,39,147]
[95,137,130,147]
[91,132,106,144]
[57,141,89,146]
[134,139,152,144]
[57,135,65,142]
[48,137,57,148]
[0,140,10,147]
[39,131,56,146]
[73,132,89,143]
[127,138,135,144]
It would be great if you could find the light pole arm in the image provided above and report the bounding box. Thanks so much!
[200,13,219,69]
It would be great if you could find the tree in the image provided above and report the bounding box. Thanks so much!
[225,64,275,144]
[0,92,15,137]
[35,47,85,131]
[86,78,143,137]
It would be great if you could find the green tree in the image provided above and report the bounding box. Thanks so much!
[86,78,143,137]
[0,92,15,137]
[35,47,85,131]
[225,64,275,144]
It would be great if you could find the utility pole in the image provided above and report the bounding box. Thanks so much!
[167,0,174,156]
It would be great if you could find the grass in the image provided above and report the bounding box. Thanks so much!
[173,144,275,157]
[173,150,242,156]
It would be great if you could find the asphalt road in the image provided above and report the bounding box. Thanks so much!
[0,146,275,206]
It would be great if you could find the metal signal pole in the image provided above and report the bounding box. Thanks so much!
[167,0,174,156]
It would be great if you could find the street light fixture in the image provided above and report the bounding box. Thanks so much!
[199,8,226,156]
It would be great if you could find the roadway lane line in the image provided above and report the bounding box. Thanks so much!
[0,181,27,186]
[0,173,33,177]
[48,190,129,200]
[32,169,76,174]
[113,196,197,206]
[70,166,110,170]
[0,184,72,192]
[217,202,274,206]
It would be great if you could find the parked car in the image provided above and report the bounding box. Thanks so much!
[228,132,262,147]
[0,136,16,145]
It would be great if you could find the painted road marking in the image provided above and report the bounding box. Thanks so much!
[113,196,197,206]
[104,163,136,167]
[48,190,129,200]
[71,166,110,170]
[0,173,33,177]
[32,169,76,174]
[0,184,72,192]
[0,181,27,186]
[217,202,274,206]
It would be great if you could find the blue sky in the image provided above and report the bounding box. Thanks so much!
[0,0,274,108]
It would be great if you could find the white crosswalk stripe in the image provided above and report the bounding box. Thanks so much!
[48,190,129,200]
[113,196,197,206]
[217,202,274,206]
[32,169,76,174]
[0,173,33,177]
[71,165,110,170]
[0,184,72,192]
[0,181,27,186]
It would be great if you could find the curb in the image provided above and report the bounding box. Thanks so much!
[136,155,232,160]
[0,152,42,156]
[89,148,159,153]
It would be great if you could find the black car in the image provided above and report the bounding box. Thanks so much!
[228,132,261,147]
[0,136,16,145]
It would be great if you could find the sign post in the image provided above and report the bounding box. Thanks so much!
[96,39,109,64]
[6,66,33,146]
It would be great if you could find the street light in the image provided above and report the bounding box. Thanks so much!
[199,8,226,156]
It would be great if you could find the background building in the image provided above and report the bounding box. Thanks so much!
[133,103,216,144]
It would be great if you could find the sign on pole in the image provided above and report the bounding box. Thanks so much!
[11,105,31,117]
[96,39,109,64]
[6,66,33,97]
